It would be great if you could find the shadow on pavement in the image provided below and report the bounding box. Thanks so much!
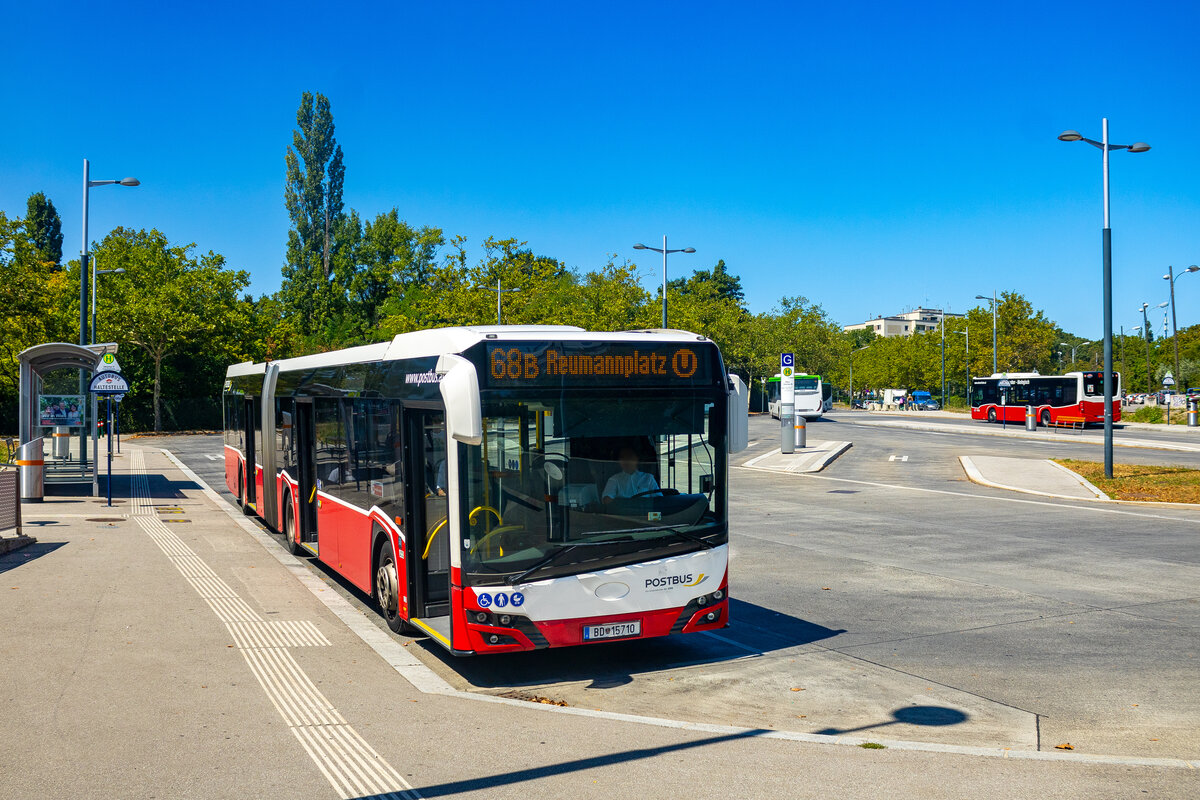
[813,705,969,737]
[0,541,66,574]
[417,597,845,691]
[399,729,770,799]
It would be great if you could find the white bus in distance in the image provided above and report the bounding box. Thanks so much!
[766,373,831,420]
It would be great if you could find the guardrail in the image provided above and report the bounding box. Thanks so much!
[0,468,20,538]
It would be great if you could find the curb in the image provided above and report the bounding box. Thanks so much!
[161,446,1199,771]
[847,418,1200,453]
[0,535,37,556]
[958,456,1102,501]
[1044,460,1109,500]
[739,442,852,474]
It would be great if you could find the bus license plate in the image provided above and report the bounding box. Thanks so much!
[583,620,641,641]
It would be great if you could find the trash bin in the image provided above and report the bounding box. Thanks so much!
[1189,398,1198,428]
[53,425,71,459]
[17,437,44,503]
[795,416,807,448]
[1025,405,1036,431]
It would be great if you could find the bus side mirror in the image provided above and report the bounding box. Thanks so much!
[436,354,483,445]
[727,374,749,453]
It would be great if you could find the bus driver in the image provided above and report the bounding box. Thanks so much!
[602,446,659,503]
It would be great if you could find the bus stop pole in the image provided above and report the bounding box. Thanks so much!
[780,404,795,454]
[106,397,113,507]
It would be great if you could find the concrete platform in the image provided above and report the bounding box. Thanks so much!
[960,456,1107,500]
[739,441,852,474]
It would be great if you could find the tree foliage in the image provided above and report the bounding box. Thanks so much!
[24,192,63,266]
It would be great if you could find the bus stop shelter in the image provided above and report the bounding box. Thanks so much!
[17,342,117,499]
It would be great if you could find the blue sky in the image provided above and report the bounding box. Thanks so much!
[2,1,1198,338]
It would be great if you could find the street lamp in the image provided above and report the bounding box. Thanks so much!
[974,293,997,374]
[1058,119,1150,479]
[1058,341,1082,365]
[91,259,126,345]
[478,279,520,324]
[1163,265,1199,389]
[633,236,696,328]
[1136,302,1168,393]
[80,159,139,491]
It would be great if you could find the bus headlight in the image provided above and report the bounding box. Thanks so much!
[475,611,488,623]
[498,614,512,626]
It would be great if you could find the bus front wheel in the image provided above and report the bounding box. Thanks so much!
[987,408,997,424]
[375,541,418,636]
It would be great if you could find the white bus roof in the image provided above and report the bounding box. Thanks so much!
[226,325,712,377]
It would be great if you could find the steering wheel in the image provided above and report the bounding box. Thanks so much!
[628,488,680,499]
[469,524,528,557]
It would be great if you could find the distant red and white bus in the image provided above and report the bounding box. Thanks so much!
[224,325,748,656]
[970,371,1121,427]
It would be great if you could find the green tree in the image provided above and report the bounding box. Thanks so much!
[96,228,251,431]
[24,192,63,266]
[350,209,444,329]
[669,259,745,307]
[281,92,349,341]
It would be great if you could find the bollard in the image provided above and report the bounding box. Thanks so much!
[1189,398,1198,428]
[16,437,45,503]
[1025,405,1036,431]
[780,404,795,454]
[53,425,71,459]
[795,416,807,448]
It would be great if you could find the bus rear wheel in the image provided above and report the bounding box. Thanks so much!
[283,498,302,557]
[375,542,417,636]
[987,408,997,423]
[1040,409,1051,427]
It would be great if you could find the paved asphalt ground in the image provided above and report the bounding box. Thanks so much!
[3,415,1197,798]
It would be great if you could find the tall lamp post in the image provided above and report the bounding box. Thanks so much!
[1137,301,1168,392]
[1163,265,1199,389]
[1058,341,1082,365]
[479,279,520,324]
[1058,120,1150,479]
[974,292,997,374]
[91,257,126,344]
[633,236,695,328]
[80,159,139,487]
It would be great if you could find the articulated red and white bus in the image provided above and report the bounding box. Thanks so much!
[223,325,748,655]
[970,371,1121,427]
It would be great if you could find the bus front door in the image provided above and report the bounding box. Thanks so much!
[293,401,318,552]
[405,409,451,635]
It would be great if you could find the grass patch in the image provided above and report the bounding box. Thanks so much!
[1056,459,1200,504]
[858,742,887,749]
[1126,405,1191,425]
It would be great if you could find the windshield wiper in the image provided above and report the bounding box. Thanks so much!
[506,538,632,586]
[655,526,715,549]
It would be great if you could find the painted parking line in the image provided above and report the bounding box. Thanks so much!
[128,448,419,800]
[888,455,909,462]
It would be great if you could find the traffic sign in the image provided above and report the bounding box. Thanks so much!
[780,353,795,400]
[997,378,1012,388]
[89,371,129,394]
[781,353,794,369]
[98,352,122,372]
[1163,372,1176,387]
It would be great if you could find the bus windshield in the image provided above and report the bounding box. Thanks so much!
[794,378,819,393]
[460,394,726,586]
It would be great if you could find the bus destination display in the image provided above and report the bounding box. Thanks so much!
[485,343,714,386]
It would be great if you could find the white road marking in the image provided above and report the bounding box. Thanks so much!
[129,448,419,799]
[160,447,1200,771]
[888,454,909,462]
[204,454,224,461]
